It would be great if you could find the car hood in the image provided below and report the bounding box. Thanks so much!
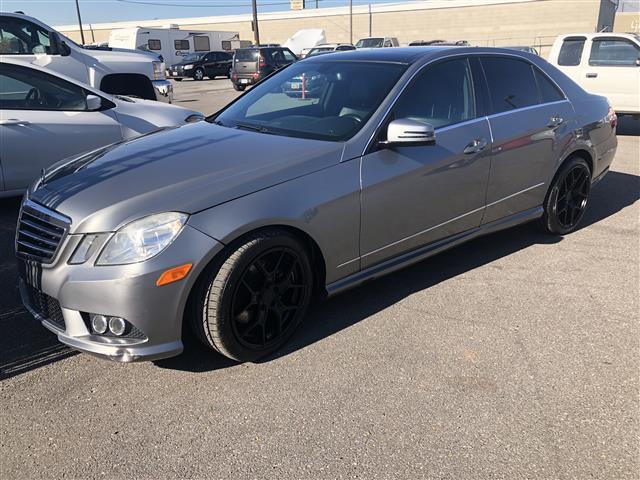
[29,122,345,234]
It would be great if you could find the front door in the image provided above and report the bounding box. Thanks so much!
[360,58,492,268]
[0,63,122,192]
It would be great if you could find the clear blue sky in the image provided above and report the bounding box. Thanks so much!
[4,0,639,26]
[5,0,414,26]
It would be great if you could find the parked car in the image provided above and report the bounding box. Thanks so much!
[282,71,325,98]
[355,37,399,48]
[0,59,203,197]
[167,51,233,81]
[409,40,470,46]
[548,33,640,117]
[0,12,173,102]
[230,46,297,91]
[306,43,356,57]
[503,45,540,55]
[17,47,617,364]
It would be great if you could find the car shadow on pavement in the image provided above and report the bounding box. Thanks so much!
[157,169,640,373]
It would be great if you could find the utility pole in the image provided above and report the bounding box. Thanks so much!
[349,0,353,44]
[74,0,85,44]
[252,0,260,46]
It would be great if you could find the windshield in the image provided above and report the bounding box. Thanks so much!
[182,53,204,62]
[213,61,406,142]
[356,38,383,48]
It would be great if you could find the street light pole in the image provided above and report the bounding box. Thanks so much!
[252,0,260,46]
[74,0,85,44]
[349,0,353,44]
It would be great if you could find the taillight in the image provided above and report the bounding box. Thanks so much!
[607,106,618,129]
[231,72,237,80]
[252,72,260,79]
[259,56,266,68]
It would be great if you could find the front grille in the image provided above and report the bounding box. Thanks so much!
[24,285,66,331]
[16,200,71,264]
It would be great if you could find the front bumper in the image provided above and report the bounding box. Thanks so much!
[18,224,223,362]
[152,79,173,103]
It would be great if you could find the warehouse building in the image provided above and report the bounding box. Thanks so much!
[55,0,620,57]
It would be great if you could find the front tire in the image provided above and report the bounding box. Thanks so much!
[540,156,591,235]
[193,68,205,81]
[191,230,313,362]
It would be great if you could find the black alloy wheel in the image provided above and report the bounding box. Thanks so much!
[541,157,591,235]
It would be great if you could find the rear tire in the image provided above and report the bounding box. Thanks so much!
[190,230,313,362]
[540,156,591,235]
[174,78,183,82]
[233,83,246,91]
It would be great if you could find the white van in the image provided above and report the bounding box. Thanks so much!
[108,26,239,67]
[0,12,172,102]
[548,33,640,117]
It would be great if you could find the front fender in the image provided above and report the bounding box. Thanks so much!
[187,160,361,285]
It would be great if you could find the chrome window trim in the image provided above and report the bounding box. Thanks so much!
[484,99,571,121]
[362,51,570,156]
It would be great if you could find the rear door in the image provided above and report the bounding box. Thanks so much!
[0,64,122,192]
[360,57,492,268]
[583,36,640,114]
[202,52,216,76]
[480,55,575,224]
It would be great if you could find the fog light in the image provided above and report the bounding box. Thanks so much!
[108,317,126,336]
[91,314,108,334]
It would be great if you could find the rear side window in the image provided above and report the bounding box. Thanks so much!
[481,57,539,114]
[558,38,585,66]
[147,39,161,50]
[194,36,210,52]
[534,68,564,103]
[174,39,189,50]
[589,38,640,66]
[393,58,476,129]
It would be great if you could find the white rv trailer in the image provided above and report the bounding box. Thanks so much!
[108,26,240,66]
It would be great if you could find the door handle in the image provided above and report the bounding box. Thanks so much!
[547,115,564,128]
[463,138,488,154]
[0,119,30,126]
[586,72,598,78]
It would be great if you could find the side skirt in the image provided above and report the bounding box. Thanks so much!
[326,206,543,297]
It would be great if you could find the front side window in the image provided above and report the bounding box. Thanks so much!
[0,17,53,55]
[147,39,161,50]
[282,50,296,62]
[558,37,586,66]
[174,39,189,50]
[392,58,475,129]
[0,64,89,111]
[481,57,539,114]
[214,61,406,141]
[194,36,210,52]
[589,38,640,66]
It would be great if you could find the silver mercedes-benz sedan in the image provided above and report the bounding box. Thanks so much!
[16,47,618,363]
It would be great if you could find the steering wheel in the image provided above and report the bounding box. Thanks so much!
[341,113,362,123]
[25,87,42,107]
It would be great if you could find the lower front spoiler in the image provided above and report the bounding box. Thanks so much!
[19,280,183,363]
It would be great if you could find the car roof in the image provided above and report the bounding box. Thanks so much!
[303,46,464,64]
[557,32,640,42]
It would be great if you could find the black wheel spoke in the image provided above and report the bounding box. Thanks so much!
[554,164,590,229]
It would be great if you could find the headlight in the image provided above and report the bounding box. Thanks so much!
[183,64,194,69]
[96,212,188,265]
[152,61,166,80]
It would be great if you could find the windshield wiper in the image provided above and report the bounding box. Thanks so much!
[234,122,274,134]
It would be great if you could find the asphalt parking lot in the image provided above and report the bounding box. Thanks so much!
[1,79,638,479]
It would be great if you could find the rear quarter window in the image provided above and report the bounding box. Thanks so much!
[558,38,586,66]
[533,68,564,103]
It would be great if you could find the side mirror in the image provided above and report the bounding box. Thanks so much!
[380,118,436,146]
[86,94,102,111]
[59,41,71,57]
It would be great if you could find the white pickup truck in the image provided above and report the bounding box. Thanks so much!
[548,33,640,117]
[0,12,173,103]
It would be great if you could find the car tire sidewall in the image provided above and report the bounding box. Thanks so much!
[542,157,591,235]
[194,68,204,81]
[201,232,313,362]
